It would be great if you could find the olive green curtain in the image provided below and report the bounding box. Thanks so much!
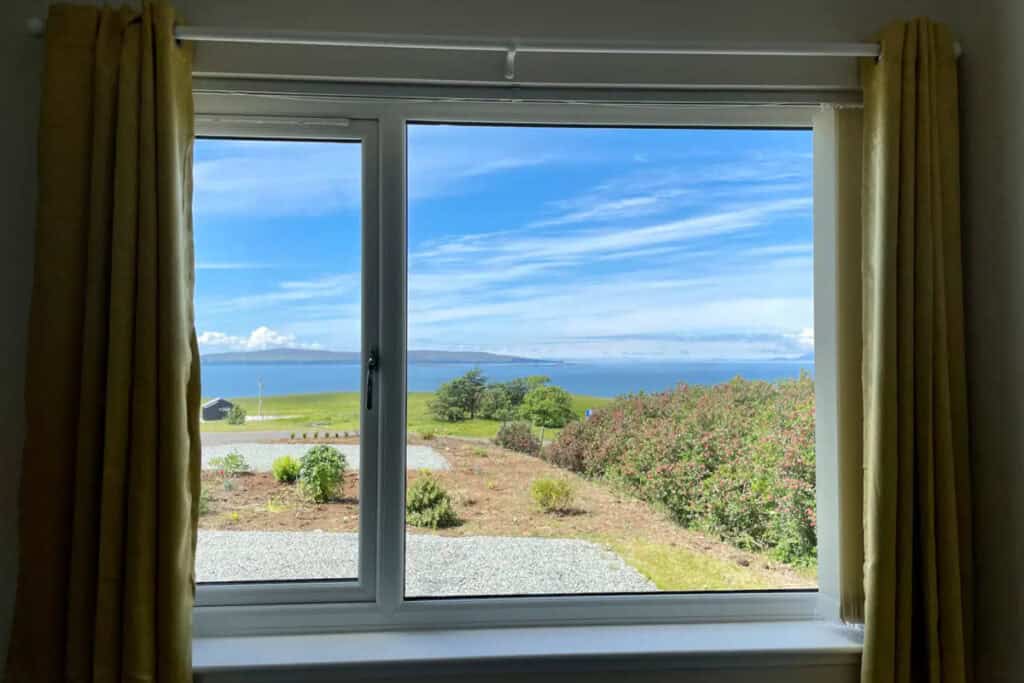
[5,4,199,682]
[830,106,866,625]
[859,19,973,683]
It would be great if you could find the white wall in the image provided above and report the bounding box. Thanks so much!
[7,1,1018,681]
[950,2,1024,681]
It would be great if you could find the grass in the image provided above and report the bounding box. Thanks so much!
[602,539,778,591]
[200,391,614,439]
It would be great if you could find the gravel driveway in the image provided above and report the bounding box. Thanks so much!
[201,443,449,472]
[196,530,655,596]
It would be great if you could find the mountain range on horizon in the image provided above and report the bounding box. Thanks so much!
[200,348,556,364]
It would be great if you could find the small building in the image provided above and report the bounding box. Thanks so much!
[201,397,235,421]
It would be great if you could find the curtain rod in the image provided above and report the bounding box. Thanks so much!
[25,19,962,80]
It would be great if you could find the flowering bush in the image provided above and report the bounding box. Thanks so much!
[494,421,541,454]
[545,373,817,566]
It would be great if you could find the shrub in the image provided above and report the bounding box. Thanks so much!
[545,374,818,566]
[531,477,575,513]
[290,432,296,440]
[406,472,459,529]
[209,450,250,477]
[226,404,246,425]
[198,485,212,516]
[299,444,347,503]
[494,421,541,454]
[419,427,438,440]
[271,455,301,483]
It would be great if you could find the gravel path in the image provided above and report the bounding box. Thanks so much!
[196,530,655,595]
[201,443,449,472]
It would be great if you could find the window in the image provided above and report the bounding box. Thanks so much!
[191,99,832,635]
[404,123,816,599]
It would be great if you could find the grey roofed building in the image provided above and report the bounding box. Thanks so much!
[201,397,234,421]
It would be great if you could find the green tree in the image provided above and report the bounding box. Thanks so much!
[521,385,575,446]
[479,385,515,421]
[429,368,488,421]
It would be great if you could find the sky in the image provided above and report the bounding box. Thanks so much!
[194,125,814,362]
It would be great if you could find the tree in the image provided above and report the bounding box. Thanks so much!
[226,404,246,425]
[479,385,515,421]
[429,368,488,421]
[521,385,575,447]
[461,368,487,418]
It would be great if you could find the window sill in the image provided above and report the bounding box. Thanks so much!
[193,620,862,681]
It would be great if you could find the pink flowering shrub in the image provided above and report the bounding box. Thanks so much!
[545,373,817,566]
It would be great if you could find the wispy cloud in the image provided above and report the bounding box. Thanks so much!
[194,129,815,360]
[194,141,362,218]
[196,262,275,270]
[202,272,358,313]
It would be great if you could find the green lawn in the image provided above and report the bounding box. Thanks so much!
[200,391,614,439]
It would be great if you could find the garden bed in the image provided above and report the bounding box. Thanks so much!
[198,436,814,591]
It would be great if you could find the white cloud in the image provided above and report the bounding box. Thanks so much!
[198,326,321,352]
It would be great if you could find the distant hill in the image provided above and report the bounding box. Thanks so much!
[201,348,556,365]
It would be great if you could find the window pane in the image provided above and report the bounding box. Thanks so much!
[405,124,817,598]
[193,138,362,583]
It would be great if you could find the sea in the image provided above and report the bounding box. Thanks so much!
[199,360,814,400]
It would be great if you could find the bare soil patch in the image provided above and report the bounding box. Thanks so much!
[199,436,814,588]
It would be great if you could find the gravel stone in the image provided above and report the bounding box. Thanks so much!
[201,443,448,472]
[195,530,655,595]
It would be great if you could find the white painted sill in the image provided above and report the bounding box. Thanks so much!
[192,621,863,681]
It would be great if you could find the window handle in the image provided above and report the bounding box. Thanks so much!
[365,348,378,411]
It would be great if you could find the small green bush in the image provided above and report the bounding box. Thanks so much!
[531,477,575,513]
[494,421,540,454]
[198,485,212,516]
[209,450,250,476]
[272,455,301,483]
[406,472,459,529]
[226,404,246,425]
[419,428,437,441]
[290,432,296,440]
[299,444,347,503]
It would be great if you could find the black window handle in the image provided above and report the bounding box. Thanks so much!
[366,349,378,411]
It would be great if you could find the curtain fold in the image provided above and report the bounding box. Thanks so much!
[859,18,973,683]
[5,4,198,682]
[831,106,866,625]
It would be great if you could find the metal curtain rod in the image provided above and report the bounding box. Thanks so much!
[25,19,962,80]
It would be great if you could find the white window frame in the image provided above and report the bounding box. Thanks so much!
[193,118,380,607]
[191,83,840,638]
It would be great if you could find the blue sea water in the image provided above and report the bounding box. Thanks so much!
[199,360,814,400]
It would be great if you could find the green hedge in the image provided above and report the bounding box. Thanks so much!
[545,373,816,566]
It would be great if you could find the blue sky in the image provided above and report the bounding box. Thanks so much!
[194,125,814,361]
